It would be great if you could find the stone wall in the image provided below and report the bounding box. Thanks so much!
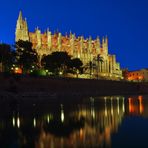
[0,75,148,97]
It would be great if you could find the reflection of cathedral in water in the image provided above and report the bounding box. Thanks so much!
[66,96,126,147]
[36,96,126,148]
[0,95,146,147]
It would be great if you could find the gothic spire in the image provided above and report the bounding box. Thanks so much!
[24,18,28,30]
[15,11,29,41]
[102,37,105,44]
[18,11,23,21]
[105,36,108,44]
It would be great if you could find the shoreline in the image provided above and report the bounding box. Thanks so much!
[0,75,148,100]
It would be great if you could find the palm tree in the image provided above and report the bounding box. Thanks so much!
[96,54,104,78]
[97,54,104,72]
[89,61,93,78]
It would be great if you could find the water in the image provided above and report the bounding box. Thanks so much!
[0,95,148,148]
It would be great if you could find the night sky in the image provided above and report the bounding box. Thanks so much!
[0,0,148,71]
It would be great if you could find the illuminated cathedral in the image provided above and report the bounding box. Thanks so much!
[15,11,122,79]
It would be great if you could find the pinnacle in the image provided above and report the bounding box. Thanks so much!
[18,10,23,20]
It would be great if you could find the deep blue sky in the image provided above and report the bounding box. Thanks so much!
[0,0,148,70]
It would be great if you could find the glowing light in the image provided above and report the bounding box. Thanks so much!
[128,97,134,113]
[91,107,95,119]
[128,98,132,113]
[104,97,108,117]
[15,67,19,70]
[78,54,80,58]
[80,128,83,140]
[14,67,22,74]
[12,117,15,127]
[138,96,144,114]
[17,117,20,128]
[61,110,64,122]
[61,104,64,122]
[105,108,107,116]
[117,97,120,115]
[90,97,95,118]
[111,97,113,116]
[59,71,63,75]
[122,97,125,113]
[33,118,36,127]
[47,114,53,123]
[138,76,143,80]
[47,115,50,123]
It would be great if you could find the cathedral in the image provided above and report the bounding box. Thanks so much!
[15,11,122,79]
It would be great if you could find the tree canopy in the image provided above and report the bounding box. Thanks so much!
[0,41,84,77]
[0,43,15,71]
[41,51,83,76]
[15,40,39,73]
[41,51,71,75]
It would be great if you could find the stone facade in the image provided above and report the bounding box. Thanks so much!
[15,11,122,79]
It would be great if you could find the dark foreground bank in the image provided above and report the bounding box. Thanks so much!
[0,75,148,98]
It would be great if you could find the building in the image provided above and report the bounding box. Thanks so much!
[15,11,122,79]
[127,69,148,82]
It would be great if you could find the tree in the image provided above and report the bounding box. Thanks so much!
[68,58,83,77]
[15,40,38,73]
[0,43,15,72]
[41,51,71,75]
[97,54,104,72]
[89,61,93,78]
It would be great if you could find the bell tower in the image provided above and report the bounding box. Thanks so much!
[15,11,29,42]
